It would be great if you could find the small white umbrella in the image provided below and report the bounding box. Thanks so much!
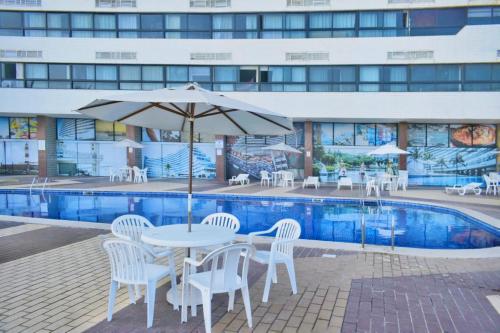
[114,138,144,149]
[368,144,409,156]
[76,83,293,232]
[262,142,302,154]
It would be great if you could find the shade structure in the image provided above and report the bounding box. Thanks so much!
[114,138,144,149]
[262,142,302,154]
[76,83,293,232]
[368,144,409,156]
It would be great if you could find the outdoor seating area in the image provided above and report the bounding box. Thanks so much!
[103,213,302,331]
[109,166,148,183]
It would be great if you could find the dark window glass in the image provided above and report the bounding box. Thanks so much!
[71,13,92,29]
[49,64,70,80]
[188,14,210,31]
[436,65,460,81]
[25,64,47,79]
[332,67,356,82]
[94,14,115,30]
[410,65,435,82]
[141,14,163,30]
[0,12,22,28]
[167,66,188,81]
[309,67,331,82]
[309,13,332,29]
[383,66,407,82]
[47,13,69,29]
[189,67,210,82]
[165,14,187,30]
[239,68,257,83]
[465,64,491,81]
[1,63,16,79]
[235,14,258,30]
[72,65,95,80]
[96,65,117,81]
[214,66,238,82]
[24,12,46,28]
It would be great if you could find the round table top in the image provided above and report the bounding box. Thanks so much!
[141,224,236,248]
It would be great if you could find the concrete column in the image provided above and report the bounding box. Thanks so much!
[398,122,408,171]
[215,135,226,183]
[304,121,313,177]
[126,125,141,167]
[37,116,57,177]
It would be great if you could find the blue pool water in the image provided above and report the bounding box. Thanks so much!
[0,190,498,250]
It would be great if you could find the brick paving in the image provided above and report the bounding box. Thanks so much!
[0,222,498,333]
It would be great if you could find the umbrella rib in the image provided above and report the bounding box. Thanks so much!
[195,108,237,119]
[216,107,248,135]
[248,112,293,131]
[78,101,122,111]
[117,103,156,122]
[170,103,190,117]
[154,103,190,117]
[194,106,218,118]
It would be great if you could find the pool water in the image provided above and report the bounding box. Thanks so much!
[0,190,498,250]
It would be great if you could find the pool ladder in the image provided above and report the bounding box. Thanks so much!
[29,176,48,195]
[360,214,396,251]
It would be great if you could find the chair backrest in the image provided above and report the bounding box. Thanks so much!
[308,176,318,183]
[465,182,481,189]
[235,174,246,181]
[111,214,154,242]
[202,243,255,292]
[103,238,148,284]
[260,170,269,178]
[283,172,293,181]
[201,213,240,233]
[483,174,490,183]
[399,170,408,179]
[273,219,301,257]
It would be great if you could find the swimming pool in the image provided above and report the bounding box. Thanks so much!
[0,190,498,250]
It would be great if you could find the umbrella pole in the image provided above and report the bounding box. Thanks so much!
[188,117,194,232]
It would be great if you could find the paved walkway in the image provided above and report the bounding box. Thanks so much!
[0,221,499,333]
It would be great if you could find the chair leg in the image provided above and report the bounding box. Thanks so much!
[127,285,136,304]
[272,264,278,283]
[241,286,253,328]
[181,280,188,323]
[285,260,298,295]
[228,291,235,312]
[107,280,118,321]
[201,290,212,333]
[262,264,274,303]
[146,280,156,328]
[190,284,197,317]
[168,254,179,310]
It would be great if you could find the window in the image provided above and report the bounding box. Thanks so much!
[9,117,29,139]
[25,64,47,79]
[410,8,466,35]
[235,14,258,30]
[76,119,95,140]
[213,14,233,30]
[285,14,305,29]
[141,14,163,30]
[359,66,381,92]
[464,64,491,81]
[355,124,376,146]
[334,123,354,145]
[95,120,114,141]
[189,66,211,82]
[49,64,70,80]
[309,13,331,29]
[71,13,92,29]
[96,65,117,81]
[165,14,186,30]
[119,65,141,81]
[142,66,163,81]
[408,124,426,147]
[118,14,139,30]
[167,66,188,81]
[72,65,95,80]
[47,13,69,29]
[0,12,23,28]
[1,63,16,80]
[188,14,211,30]
[313,123,333,145]
[94,14,116,30]
[214,66,237,82]
[57,118,76,140]
[262,14,283,30]
[24,12,46,28]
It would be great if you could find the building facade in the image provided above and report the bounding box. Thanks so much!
[0,0,499,185]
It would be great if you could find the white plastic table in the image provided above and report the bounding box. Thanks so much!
[141,224,236,314]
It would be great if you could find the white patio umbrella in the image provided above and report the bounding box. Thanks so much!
[76,83,293,231]
[262,142,302,171]
[114,138,144,149]
[368,144,409,156]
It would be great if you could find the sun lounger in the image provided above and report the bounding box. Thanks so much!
[445,183,482,196]
[337,177,353,190]
[229,174,250,186]
[302,176,320,189]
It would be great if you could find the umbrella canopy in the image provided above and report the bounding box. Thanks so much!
[76,83,293,232]
[114,138,144,149]
[368,144,409,156]
[262,142,302,154]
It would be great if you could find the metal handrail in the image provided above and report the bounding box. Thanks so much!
[361,214,366,249]
[391,215,396,251]
[29,176,48,194]
[29,176,38,195]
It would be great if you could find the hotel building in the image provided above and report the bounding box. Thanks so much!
[0,0,499,186]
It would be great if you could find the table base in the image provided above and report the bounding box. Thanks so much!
[167,285,203,315]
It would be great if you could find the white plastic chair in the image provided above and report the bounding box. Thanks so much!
[260,170,271,187]
[302,176,320,189]
[111,214,178,309]
[229,174,250,186]
[379,174,393,191]
[197,213,240,256]
[181,243,255,333]
[109,167,120,182]
[337,177,353,190]
[282,172,294,188]
[248,219,301,302]
[140,168,148,183]
[397,171,408,191]
[103,238,175,328]
[483,175,496,195]
[366,177,380,197]
[132,166,142,183]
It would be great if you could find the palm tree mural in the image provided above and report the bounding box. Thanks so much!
[435,157,448,171]
[409,147,422,161]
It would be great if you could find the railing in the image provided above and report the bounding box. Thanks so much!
[360,210,397,251]
[29,176,48,194]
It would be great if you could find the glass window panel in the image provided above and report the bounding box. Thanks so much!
[142,66,163,81]
[114,122,126,140]
[309,13,331,29]
[408,124,426,146]
[334,123,354,145]
[76,119,95,140]
[118,14,138,30]
[9,118,29,139]
[25,64,47,79]
[47,30,69,37]
[376,124,397,145]
[120,82,140,90]
[384,66,407,82]
[72,65,95,80]
[73,81,95,89]
[49,64,70,80]
[333,67,356,82]
[213,31,232,39]
[492,64,500,80]
[212,14,233,30]
[49,81,71,89]
[141,14,163,30]
[167,66,188,81]
[360,66,381,82]
[119,65,140,81]
[309,67,331,82]
[29,117,38,139]
[384,12,398,27]
[188,14,210,30]
[359,84,380,92]
[94,14,115,30]
[288,67,306,82]
[465,64,491,81]
[468,7,492,19]
[142,82,164,90]
[95,120,113,141]
[426,124,449,147]
[214,66,237,82]
[189,67,210,82]
[355,124,376,146]
[96,65,117,81]
[71,13,92,29]
[47,13,69,29]
[262,14,283,29]
[161,130,180,142]
[72,31,93,37]
[94,31,116,38]
[411,66,435,82]
[0,12,22,28]
[239,68,256,83]
[235,14,257,30]
[313,123,333,145]
[360,12,378,28]
[1,63,16,79]
[57,118,76,140]
[24,12,45,28]
[142,128,161,142]
[0,117,9,138]
[24,29,46,36]
[25,80,48,88]
[333,13,355,28]
[165,14,186,30]
[285,14,305,29]
[284,84,306,92]
[436,65,460,81]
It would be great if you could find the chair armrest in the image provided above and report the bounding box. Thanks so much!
[248,225,279,244]
[183,257,202,267]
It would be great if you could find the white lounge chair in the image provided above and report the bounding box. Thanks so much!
[397,171,408,192]
[103,238,176,328]
[445,183,482,196]
[181,243,255,333]
[302,176,320,189]
[248,219,301,302]
[483,175,497,195]
[337,177,353,190]
[260,170,271,187]
[229,174,250,186]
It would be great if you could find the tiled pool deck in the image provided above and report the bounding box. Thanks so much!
[0,177,499,333]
